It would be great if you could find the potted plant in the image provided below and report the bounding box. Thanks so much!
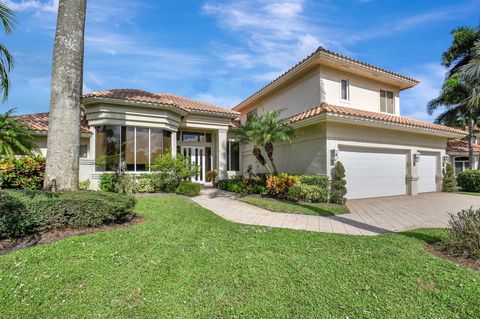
[206,169,220,187]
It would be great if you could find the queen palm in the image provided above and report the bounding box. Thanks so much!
[0,109,38,157]
[259,110,295,174]
[44,0,87,190]
[0,2,15,102]
[233,113,271,173]
[233,110,295,174]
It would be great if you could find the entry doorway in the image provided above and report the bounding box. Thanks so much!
[181,146,206,183]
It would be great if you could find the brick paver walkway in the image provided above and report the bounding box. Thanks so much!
[191,188,480,236]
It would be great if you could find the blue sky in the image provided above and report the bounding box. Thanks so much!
[2,0,480,121]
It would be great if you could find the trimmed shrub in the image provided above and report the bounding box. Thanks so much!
[0,156,45,190]
[99,173,116,192]
[266,173,299,199]
[330,162,347,204]
[0,190,136,239]
[218,178,244,193]
[442,163,457,192]
[175,181,201,196]
[245,184,268,194]
[79,179,90,190]
[150,153,198,192]
[441,207,480,259]
[300,175,329,188]
[457,169,480,192]
[135,175,156,193]
[287,184,328,203]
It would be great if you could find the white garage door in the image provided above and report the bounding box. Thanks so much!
[339,148,407,199]
[417,154,437,193]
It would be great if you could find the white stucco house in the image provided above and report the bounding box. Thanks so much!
[19,47,467,199]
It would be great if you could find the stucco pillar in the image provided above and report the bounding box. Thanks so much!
[217,129,228,180]
[408,149,419,195]
[171,131,177,156]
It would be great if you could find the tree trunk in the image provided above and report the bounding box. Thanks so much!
[253,146,271,174]
[44,0,87,191]
[264,142,278,174]
[468,118,475,170]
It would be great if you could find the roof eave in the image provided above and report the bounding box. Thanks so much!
[290,112,466,138]
[82,96,189,116]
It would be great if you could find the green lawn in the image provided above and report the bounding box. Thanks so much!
[1,196,479,318]
[238,195,348,216]
[459,191,480,196]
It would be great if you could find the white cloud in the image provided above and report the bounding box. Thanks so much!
[401,63,446,121]
[193,93,242,109]
[3,0,58,13]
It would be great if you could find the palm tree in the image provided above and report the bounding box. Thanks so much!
[44,0,87,191]
[233,110,295,174]
[429,25,480,168]
[233,113,271,173]
[442,25,480,77]
[0,109,38,157]
[259,110,295,174]
[0,3,15,102]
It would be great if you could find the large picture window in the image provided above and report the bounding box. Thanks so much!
[227,141,240,171]
[95,125,172,171]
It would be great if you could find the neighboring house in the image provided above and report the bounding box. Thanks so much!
[18,47,466,199]
[447,139,480,174]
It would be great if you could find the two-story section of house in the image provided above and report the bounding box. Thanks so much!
[233,47,466,199]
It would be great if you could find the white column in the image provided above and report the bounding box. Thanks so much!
[171,131,177,156]
[217,129,228,180]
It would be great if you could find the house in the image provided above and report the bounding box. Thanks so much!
[18,47,466,199]
[447,139,480,174]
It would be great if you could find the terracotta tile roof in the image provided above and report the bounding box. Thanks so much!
[447,139,480,153]
[285,102,467,136]
[83,89,239,117]
[16,112,91,134]
[234,47,419,111]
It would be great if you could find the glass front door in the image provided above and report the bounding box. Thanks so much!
[181,146,206,183]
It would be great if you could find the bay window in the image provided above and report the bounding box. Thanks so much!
[95,125,172,172]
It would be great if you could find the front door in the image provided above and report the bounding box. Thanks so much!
[181,146,205,183]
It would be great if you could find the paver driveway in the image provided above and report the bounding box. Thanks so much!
[192,188,480,236]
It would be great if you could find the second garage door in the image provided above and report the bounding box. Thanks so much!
[417,153,437,193]
[338,148,407,199]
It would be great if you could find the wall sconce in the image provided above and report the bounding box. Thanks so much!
[413,153,421,165]
[442,155,450,166]
[331,149,339,165]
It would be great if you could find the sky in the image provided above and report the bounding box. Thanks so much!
[2,0,480,121]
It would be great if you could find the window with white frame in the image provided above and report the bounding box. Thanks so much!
[340,79,349,101]
[95,125,171,172]
[380,90,395,113]
[454,156,470,175]
[227,140,240,171]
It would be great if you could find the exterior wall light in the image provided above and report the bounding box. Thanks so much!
[331,149,339,165]
[413,153,421,165]
[442,155,450,166]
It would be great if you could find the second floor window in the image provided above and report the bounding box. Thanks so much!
[340,79,349,101]
[380,90,394,114]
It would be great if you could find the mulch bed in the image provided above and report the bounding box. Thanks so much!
[425,244,480,271]
[0,215,146,256]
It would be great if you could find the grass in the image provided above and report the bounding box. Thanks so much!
[238,194,348,216]
[0,195,479,318]
[458,191,480,196]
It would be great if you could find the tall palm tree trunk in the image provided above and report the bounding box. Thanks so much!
[44,0,87,191]
[253,146,271,174]
[468,118,475,169]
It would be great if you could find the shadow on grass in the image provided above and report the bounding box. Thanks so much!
[399,230,445,244]
[291,202,336,216]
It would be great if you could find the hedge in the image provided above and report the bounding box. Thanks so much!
[299,175,329,188]
[287,184,328,203]
[0,190,136,240]
[175,181,201,196]
[457,170,480,192]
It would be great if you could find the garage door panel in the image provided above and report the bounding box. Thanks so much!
[418,154,437,193]
[339,148,407,199]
